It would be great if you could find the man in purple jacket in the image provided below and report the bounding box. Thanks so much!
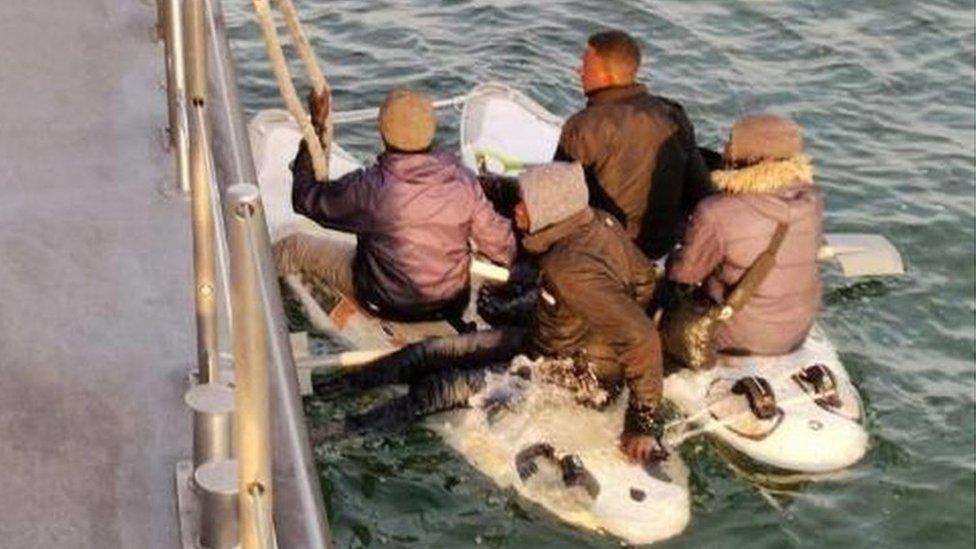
[276,88,516,322]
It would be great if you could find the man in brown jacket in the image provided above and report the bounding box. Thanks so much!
[515,162,667,463]
[325,162,669,463]
[555,30,711,259]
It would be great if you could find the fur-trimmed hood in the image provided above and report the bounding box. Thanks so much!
[711,155,814,194]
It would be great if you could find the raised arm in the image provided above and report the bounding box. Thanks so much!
[290,140,370,232]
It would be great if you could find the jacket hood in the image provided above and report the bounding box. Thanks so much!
[522,209,595,255]
[519,162,589,233]
[711,154,813,195]
[738,184,822,224]
[378,148,460,185]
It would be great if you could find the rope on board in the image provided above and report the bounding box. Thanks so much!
[252,0,331,182]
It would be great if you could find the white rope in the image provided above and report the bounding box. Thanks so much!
[270,0,333,164]
[251,0,329,181]
[664,391,816,447]
[661,366,806,434]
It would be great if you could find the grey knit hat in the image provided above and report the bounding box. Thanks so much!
[518,162,589,233]
[725,113,803,165]
[379,88,436,152]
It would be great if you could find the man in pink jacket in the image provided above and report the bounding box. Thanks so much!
[669,114,823,355]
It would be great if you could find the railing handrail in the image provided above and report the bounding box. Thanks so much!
[201,1,332,546]
[227,184,275,549]
[165,0,333,547]
[186,0,219,386]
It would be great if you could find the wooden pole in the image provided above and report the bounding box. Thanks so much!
[252,0,329,181]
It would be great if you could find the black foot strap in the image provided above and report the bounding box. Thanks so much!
[515,442,601,499]
[731,376,778,420]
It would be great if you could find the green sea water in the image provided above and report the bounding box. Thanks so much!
[223,1,976,546]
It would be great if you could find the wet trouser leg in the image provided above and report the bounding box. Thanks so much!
[342,366,506,434]
[315,328,526,397]
[319,329,526,436]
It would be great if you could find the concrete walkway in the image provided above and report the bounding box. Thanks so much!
[0,2,191,547]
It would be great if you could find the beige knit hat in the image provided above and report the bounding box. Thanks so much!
[518,162,589,233]
[378,88,436,152]
[724,113,803,166]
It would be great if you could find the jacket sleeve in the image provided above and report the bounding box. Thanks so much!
[631,252,658,309]
[547,263,663,412]
[468,174,517,267]
[673,110,713,213]
[668,205,723,285]
[291,140,371,232]
[657,98,714,212]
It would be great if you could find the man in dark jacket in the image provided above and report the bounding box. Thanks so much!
[515,162,666,463]
[555,30,711,259]
[276,88,516,321]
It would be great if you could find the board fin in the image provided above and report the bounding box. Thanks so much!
[819,233,905,277]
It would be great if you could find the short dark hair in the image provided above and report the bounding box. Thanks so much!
[587,30,641,80]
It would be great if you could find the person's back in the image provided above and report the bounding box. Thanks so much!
[281,88,516,320]
[344,149,513,316]
[555,30,711,259]
[669,114,822,355]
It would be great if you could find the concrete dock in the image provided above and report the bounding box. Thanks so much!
[0,2,191,546]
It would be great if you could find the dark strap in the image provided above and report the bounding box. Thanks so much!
[724,222,789,312]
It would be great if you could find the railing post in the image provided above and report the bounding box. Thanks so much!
[186,383,235,468]
[168,0,191,194]
[227,184,275,549]
[186,0,219,384]
[185,0,208,106]
[195,459,241,549]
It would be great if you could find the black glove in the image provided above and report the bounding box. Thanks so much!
[507,259,540,289]
[622,402,669,464]
[623,401,665,438]
[477,173,521,218]
[477,284,538,328]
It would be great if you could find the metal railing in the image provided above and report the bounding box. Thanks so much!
[161,0,191,194]
[227,184,276,549]
[161,1,332,547]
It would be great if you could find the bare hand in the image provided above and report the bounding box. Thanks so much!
[619,433,666,464]
[307,88,331,133]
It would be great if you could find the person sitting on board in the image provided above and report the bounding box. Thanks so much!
[554,29,712,260]
[515,162,667,462]
[319,162,668,463]
[668,113,823,355]
[275,88,517,324]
